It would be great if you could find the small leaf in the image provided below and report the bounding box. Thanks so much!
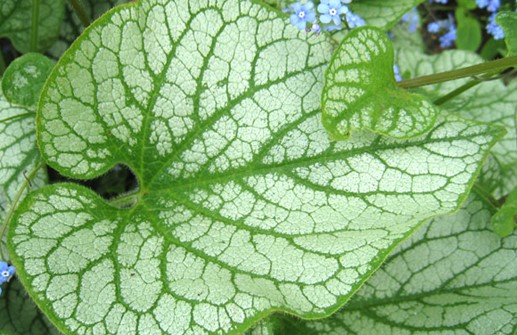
[396,49,517,196]
[495,11,517,56]
[0,278,60,335]
[0,0,65,53]
[1,53,55,107]
[491,186,517,237]
[455,16,482,51]
[352,0,426,30]
[322,27,438,140]
[279,195,517,334]
[9,1,504,334]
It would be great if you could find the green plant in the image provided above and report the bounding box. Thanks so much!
[0,0,516,334]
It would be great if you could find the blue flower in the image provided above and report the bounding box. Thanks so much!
[486,13,505,39]
[427,21,441,33]
[289,1,316,30]
[0,261,15,285]
[401,7,420,33]
[439,26,457,48]
[427,16,457,48]
[476,0,500,12]
[345,11,366,28]
[318,0,348,25]
[429,0,449,3]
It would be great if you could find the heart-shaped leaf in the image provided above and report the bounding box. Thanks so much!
[322,27,439,140]
[0,0,65,53]
[1,53,55,107]
[8,1,503,334]
[278,194,517,334]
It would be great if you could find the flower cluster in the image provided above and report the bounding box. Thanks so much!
[286,0,365,34]
[425,0,516,44]
[0,261,15,295]
[427,15,457,48]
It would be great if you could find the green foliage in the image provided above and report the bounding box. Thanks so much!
[0,0,65,53]
[396,49,517,197]
[0,278,60,335]
[48,0,127,58]
[0,88,46,238]
[0,1,516,335]
[496,11,517,56]
[1,53,54,107]
[455,16,482,51]
[352,0,425,30]
[278,195,517,335]
[322,27,438,140]
[491,186,517,237]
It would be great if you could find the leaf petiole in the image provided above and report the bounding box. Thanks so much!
[30,0,40,52]
[398,55,517,89]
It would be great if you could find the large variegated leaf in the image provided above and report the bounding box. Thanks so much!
[8,0,503,334]
[0,278,60,335]
[279,195,517,334]
[396,49,517,196]
[0,0,65,53]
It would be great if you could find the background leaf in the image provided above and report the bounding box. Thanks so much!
[278,194,517,334]
[9,0,504,334]
[0,278,60,335]
[1,53,55,107]
[352,0,425,31]
[0,0,65,53]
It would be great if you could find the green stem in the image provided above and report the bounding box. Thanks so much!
[0,112,35,124]
[0,162,45,261]
[398,55,517,89]
[472,183,499,211]
[69,0,91,28]
[109,192,141,208]
[30,0,40,52]
[433,79,481,106]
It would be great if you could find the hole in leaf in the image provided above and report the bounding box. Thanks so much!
[47,164,139,204]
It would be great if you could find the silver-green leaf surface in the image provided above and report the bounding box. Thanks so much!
[279,195,517,334]
[9,0,504,334]
[396,49,517,196]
